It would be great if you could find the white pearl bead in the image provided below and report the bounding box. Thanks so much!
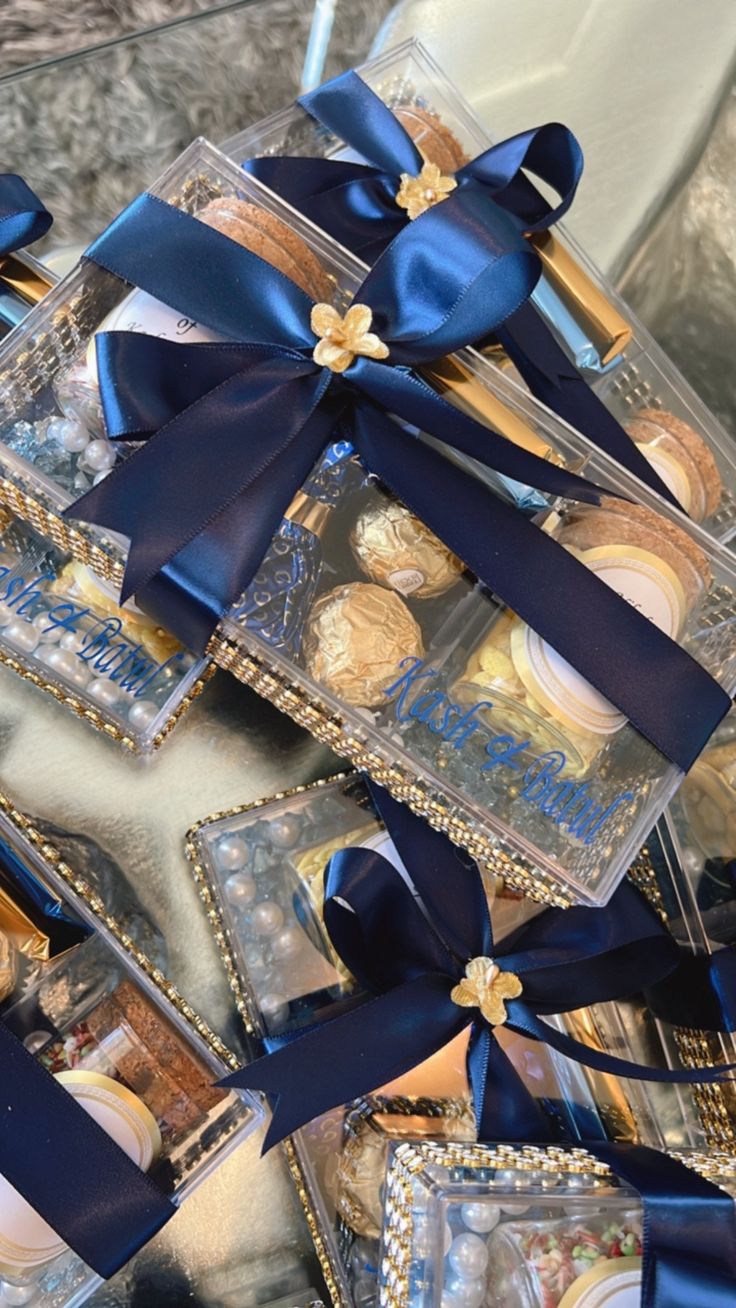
[128,699,159,731]
[449,1232,489,1280]
[250,901,285,936]
[60,630,83,652]
[461,1202,500,1234]
[259,991,288,1026]
[271,926,303,961]
[84,439,117,472]
[87,677,119,707]
[38,646,77,679]
[70,662,90,689]
[0,1282,39,1305]
[216,836,248,871]
[224,870,256,907]
[444,1278,485,1308]
[4,621,39,654]
[441,1294,462,1308]
[267,814,303,848]
[33,612,62,643]
[0,602,14,627]
[58,419,89,452]
[682,846,704,875]
[45,416,68,444]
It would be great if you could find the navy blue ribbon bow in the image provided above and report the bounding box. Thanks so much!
[67,188,730,771]
[0,174,52,255]
[589,1143,736,1308]
[222,783,731,1152]
[246,70,677,508]
[0,1019,174,1278]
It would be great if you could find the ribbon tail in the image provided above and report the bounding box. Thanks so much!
[352,403,730,771]
[459,122,584,232]
[0,174,52,253]
[506,1001,736,1085]
[221,974,469,1152]
[497,301,682,509]
[646,947,736,1033]
[468,1023,549,1141]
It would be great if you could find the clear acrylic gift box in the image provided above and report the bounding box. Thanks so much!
[378,1141,736,1308]
[223,37,736,545]
[0,141,735,907]
[0,510,212,751]
[186,773,711,1306]
[0,789,262,1308]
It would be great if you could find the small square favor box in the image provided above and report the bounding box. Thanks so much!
[0,510,213,751]
[223,38,736,544]
[1,140,735,907]
[378,1141,736,1308]
[186,774,717,1307]
[0,788,262,1307]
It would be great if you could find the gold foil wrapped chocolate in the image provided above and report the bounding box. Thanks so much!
[0,929,15,1001]
[350,500,464,598]
[303,583,424,707]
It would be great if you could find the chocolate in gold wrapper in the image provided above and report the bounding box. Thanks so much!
[0,929,14,1001]
[350,500,464,598]
[0,838,88,960]
[303,582,424,707]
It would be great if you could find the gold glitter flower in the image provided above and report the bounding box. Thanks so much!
[450,957,523,1027]
[395,161,458,221]
[311,303,389,374]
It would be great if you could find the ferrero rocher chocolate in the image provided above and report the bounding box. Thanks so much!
[303,582,424,707]
[350,500,464,598]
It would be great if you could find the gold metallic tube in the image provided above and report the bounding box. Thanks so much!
[530,230,633,365]
[0,251,55,306]
[423,354,555,460]
[564,1007,640,1142]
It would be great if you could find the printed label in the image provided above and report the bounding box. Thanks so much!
[87,289,221,373]
[511,546,686,736]
[0,1071,159,1274]
[387,567,426,595]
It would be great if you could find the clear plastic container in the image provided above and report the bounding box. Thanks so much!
[1,140,735,906]
[378,1141,736,1308]
[0,513,210,751]
[0,794,261,1308]
[188,773,705,1305]
[222,37,736,543]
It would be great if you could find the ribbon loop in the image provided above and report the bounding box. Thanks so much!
[0,174,52,255]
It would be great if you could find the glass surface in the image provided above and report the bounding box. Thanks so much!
[0,7,733,1307]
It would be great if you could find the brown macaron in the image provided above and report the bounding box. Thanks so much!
[626,408,723,519]
[395,105,469,173]
[556,498,711,609]
[197,196,334,302]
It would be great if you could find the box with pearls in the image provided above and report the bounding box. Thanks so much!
[377,1141,736,1308]
[0,787,262,1308]
[186,774,712,1307]
[0,510,212,751]
[223,38,736,545]
[1,142,736,907]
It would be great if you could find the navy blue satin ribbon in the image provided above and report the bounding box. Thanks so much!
[647,947,736,1032]
[245,70,677,508]
[222,783,733,1152]
[588,1143,736,1308]
[0,1018,174,1278]
[67,191,731,770]
[0,174,52,254]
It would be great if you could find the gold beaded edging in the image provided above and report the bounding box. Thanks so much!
[0,642,216,752]
[380,1141,736,1307]
[207,633,573,908]
[0,477,124,584]
[185,772,356,1308]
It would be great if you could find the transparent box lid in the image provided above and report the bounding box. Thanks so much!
[0,140,734,907]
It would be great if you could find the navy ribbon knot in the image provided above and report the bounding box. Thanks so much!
[67,184,730,771]
[245,69,678,507]
[223,784,732,1152]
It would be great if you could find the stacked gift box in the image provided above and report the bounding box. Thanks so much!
[0,36,735,1308]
